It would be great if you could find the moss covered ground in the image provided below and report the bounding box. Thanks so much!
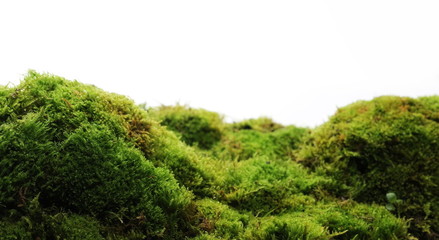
[0,71,436,239]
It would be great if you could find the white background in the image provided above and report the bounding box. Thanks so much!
[1,0,438,127]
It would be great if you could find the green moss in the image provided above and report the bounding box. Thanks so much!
[213,118,308,161]
[44,214,105,240]
[217,130,276,160]
[242,214,329,240]
[193,199,401,240]
[195,201,407,240]
[296,95,439,238]
[0,71,194,238]
[309,200,409,239]
[230,117,284,133]
[0,220,32,240]
[217,157,333,215]
[145,126,214,194]
[149,105,224,150]
[194,198,249,239]
[0,73,419,239]
[1,195,105,240]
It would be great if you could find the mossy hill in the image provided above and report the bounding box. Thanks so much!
[0,71,436,239]
[296,96,439,239]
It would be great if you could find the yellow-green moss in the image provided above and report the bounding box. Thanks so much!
[296,95,439,238]
[213,118,309,161]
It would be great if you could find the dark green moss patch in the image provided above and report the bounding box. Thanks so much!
[149,105,224,150]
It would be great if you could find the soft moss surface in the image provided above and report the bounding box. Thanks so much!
[149,105,224,150]
[296,96,439,238]
[0,72,196,238]
[0,72,426,239]
[191,197,408,240]
[214,122,309,161]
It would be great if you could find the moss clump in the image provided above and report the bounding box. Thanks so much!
[296,95,439,238]
[192,197,408,240]
[149,105,224,150]
[216,157,334,215]
[194,199,249,239]
[0,71,195,238]
[213,118,309,161]
[309,200,409,239]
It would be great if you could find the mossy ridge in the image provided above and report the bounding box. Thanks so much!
[148,107,309,161]
[296,95,439,238]
[0,71,198,238]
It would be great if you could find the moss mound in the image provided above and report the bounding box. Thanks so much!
[296,95,439,238]
[149,105,224,150]
[0,71,197,238]
[213,118,309,161]
[213,157,334,215]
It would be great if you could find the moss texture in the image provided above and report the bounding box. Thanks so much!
[192,197,408,240]
[0,71,195,238]
[296,96,439,238]
[149,105,224,150]
[0,72,422,239]
[214,121,309,161]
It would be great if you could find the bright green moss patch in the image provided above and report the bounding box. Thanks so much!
[194,198,249,239]
[212,118,309,161]
[192,197,408,240]
[215,157,334,214]
[309,200,409,239]
[145,126,215,194]
[296,95,439,238]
